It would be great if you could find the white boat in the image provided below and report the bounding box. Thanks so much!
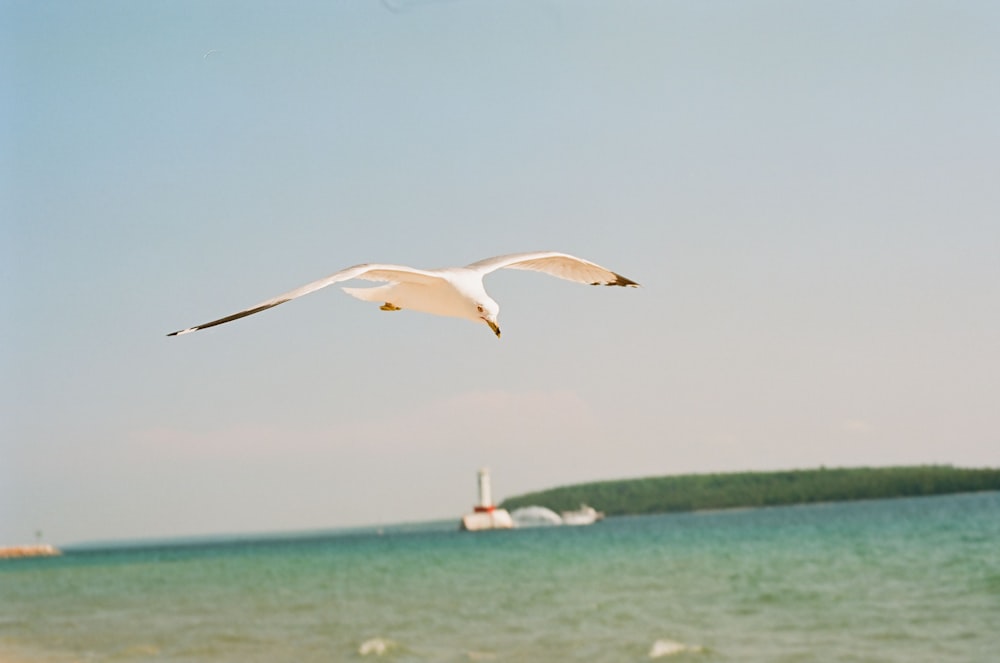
[560,504,605,526]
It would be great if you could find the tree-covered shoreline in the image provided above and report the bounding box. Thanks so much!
[500,465,1000,516]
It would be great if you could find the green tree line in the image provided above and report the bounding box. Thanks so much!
[500,465,1000,515]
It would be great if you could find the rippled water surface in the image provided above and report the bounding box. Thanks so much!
[3,492,998,662]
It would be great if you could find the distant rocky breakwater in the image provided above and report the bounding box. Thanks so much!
[0,544,61,559]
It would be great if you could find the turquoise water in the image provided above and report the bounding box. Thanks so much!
[2,492,998,662]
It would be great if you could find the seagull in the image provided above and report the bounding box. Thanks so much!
[167,251,639,338]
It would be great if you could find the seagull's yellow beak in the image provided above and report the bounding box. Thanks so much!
[485,319,501,338]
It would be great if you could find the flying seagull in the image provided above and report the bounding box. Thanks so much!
[167,251,639,338]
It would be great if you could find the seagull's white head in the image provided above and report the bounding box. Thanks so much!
[449,271,501,338]
[474,299,501,338]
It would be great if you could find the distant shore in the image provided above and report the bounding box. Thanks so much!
[500,465,1000,516]
[0,544,61,560]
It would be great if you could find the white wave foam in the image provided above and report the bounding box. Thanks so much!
[649,638,703,658]
[510,506,563,527]
[359,637,395,656]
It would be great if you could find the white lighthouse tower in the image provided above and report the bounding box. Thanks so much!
[460,467,514,531]
[477,467,493,509]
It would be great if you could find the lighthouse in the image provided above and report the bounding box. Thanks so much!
[460,467,514,531]
[476,467,493,511]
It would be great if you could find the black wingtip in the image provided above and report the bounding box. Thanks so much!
[165,300,289,339]
[592,273,640,287]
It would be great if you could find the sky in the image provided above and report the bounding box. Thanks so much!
[2,0,998,545]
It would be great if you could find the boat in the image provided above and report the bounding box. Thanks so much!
[560,504,604,526]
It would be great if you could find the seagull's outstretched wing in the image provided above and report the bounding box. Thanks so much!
[466,251,639,287]
[168,263,445,336]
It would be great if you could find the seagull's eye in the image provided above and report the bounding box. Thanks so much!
[476,305,484,313]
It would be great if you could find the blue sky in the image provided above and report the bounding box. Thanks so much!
[3,0,999,545]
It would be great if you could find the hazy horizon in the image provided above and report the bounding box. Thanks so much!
[57,463,999,548]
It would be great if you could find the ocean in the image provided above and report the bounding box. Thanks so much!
[2,492,998,662]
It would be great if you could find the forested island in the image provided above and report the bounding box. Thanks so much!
[499,465,1000,516]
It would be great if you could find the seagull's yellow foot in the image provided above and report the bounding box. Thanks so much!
[380,302,401,311]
